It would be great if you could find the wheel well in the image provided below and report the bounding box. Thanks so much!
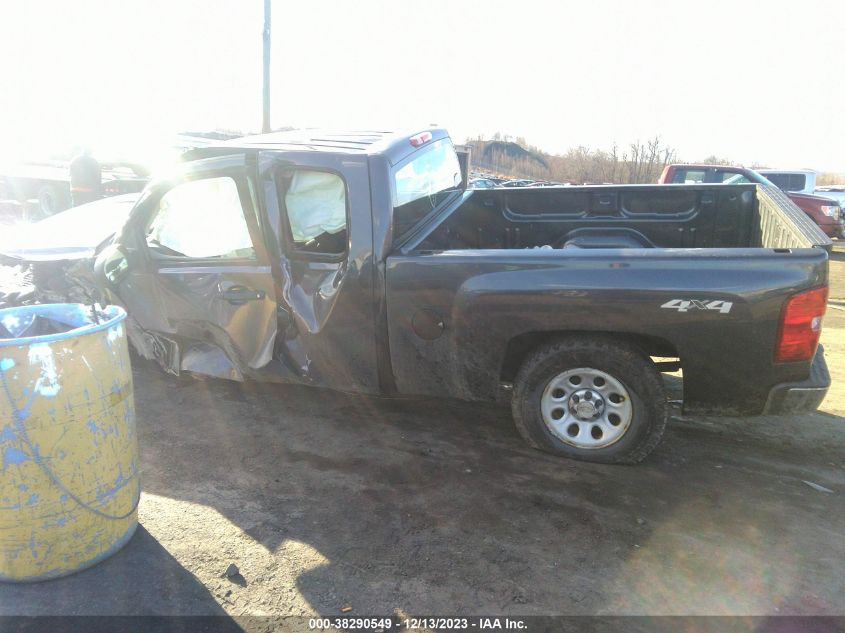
[500,331,680,383]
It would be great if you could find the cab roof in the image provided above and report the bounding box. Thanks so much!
[183,128,451,166]
[756,168,818,175]
[666,163,749,170]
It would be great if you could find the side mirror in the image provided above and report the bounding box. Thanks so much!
[94,244,131,286]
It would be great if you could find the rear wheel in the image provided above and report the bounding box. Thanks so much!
[512,337,668,464]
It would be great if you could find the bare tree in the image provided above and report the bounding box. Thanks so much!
[467,135,677,184]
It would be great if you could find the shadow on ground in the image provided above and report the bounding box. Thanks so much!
[0,526,240,627]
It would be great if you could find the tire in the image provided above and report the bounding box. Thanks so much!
[512,336,668,464]
[37,185,60,217]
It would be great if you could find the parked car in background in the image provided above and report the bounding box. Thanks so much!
[0,193,141,263]
[0,162,148,220]
[469,178,498,189]
[659,164,844,238]
[500,179,535,187]
[815,186,845,208]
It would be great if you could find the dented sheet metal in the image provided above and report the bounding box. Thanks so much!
[256,149,381,394]
[278,257,347,335]
[142,265,278,372]
[3,145,382,394]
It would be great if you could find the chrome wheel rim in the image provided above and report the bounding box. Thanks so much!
[540,367,633,449]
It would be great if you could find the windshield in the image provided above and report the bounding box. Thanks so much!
[392,138,462,239]
[713,168,777,187]
[727,168,778,187]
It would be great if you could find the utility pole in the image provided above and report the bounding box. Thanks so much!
[262,0,271,133]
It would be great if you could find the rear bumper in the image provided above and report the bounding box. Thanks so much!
[763,346,830,415]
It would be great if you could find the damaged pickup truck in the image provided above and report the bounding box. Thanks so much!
[0,129,833,463]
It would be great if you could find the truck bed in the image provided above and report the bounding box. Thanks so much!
[385,183,831,416]
[402,184,831,253]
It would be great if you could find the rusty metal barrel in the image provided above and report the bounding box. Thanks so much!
[0,303,139,582]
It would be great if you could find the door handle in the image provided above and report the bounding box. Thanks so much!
[218,285,266,305]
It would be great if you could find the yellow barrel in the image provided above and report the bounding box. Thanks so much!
[0,303,139,582]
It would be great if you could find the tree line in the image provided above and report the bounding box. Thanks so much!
[466,134,677,184]
[466,134,844,186]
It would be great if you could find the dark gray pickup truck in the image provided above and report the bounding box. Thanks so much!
[0,128,833,463]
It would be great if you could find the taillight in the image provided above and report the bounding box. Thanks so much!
[820,205,840,219]
[775,286,828,363]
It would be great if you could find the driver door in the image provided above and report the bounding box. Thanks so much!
[102,153,279,379]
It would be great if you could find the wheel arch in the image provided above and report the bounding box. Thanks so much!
[500,330,680,384]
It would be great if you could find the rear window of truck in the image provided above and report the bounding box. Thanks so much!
[766,173,806,191]
[670,169,706,184]
[392,138,462,239]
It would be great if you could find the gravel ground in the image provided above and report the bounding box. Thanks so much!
[0,244,843,629]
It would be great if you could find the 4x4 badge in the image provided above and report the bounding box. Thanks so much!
[660,299,733,314]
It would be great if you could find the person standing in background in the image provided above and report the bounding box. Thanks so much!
[69,148,101,206]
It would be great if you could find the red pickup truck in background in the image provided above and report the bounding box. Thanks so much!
[658,164,844,238]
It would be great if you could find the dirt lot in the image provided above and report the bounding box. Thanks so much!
[1,245,845,627]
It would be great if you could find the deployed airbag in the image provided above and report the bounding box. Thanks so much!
[285,171,346,243]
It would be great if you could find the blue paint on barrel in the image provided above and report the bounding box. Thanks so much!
[0,303,139,582]
[3,447,28,467]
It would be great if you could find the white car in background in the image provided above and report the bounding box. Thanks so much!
[816,186,845,208]
[756,169,844,204]
[756,169,818,194]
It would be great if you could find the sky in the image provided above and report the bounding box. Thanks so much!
[0,0,843,172]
